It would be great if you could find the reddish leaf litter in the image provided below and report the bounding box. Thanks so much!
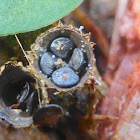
[99,0,140,139]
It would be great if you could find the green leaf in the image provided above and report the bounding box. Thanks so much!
[0,0,83,36]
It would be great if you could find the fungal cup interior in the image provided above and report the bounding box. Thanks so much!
[0,65,36,112]
[37,28,93,90]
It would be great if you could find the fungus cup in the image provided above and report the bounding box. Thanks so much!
[0,23,107,129]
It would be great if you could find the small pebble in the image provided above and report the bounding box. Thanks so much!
[69,48,84,71]
[52,67,79,88]
[50,37,74,59]
[40,52,57,76]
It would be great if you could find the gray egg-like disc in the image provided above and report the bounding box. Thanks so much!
[52,67,79,88]
[69,48,84,71]
[40,52,57,76]
[50,37,74,59]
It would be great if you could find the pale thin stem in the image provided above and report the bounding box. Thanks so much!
[15,34,30,64]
